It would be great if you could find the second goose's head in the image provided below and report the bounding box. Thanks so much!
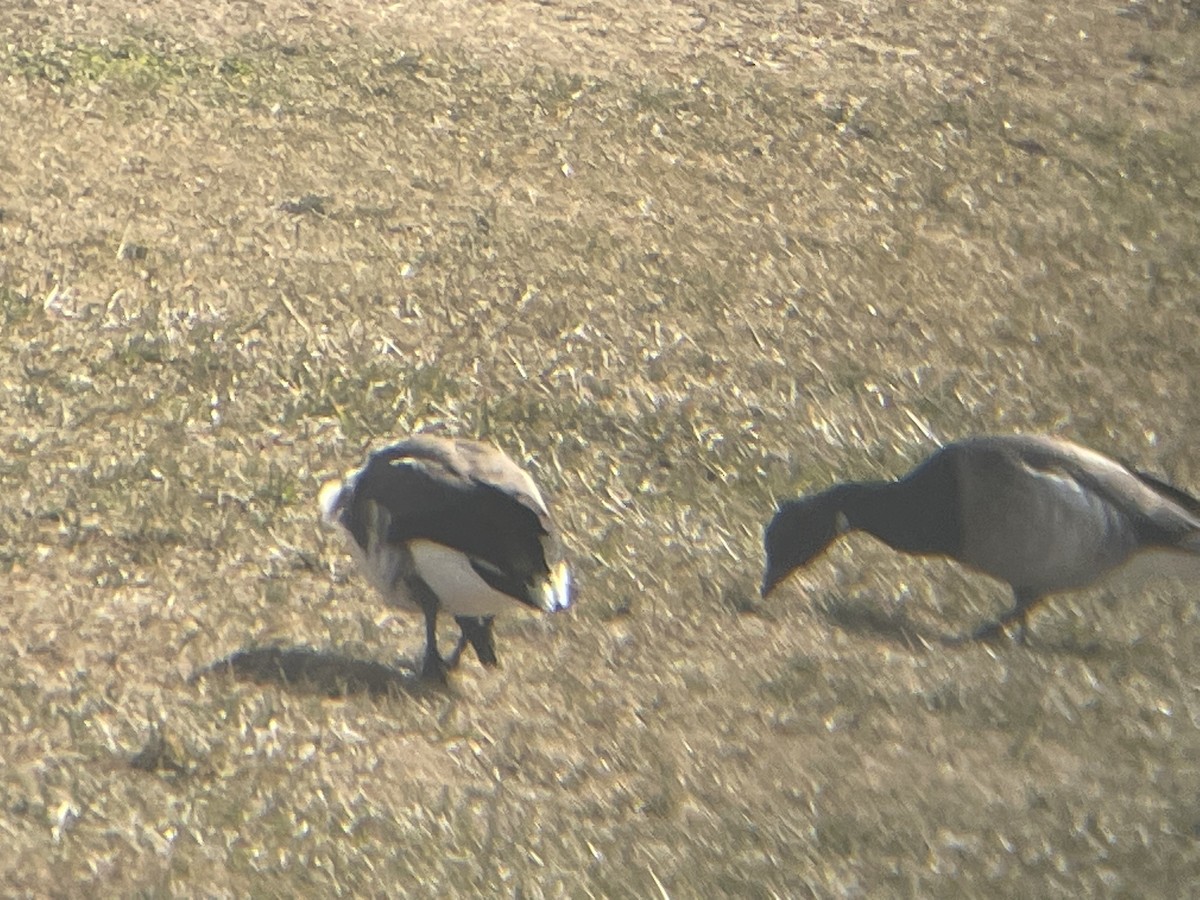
[761,491,848,598]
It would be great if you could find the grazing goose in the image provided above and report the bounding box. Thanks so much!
[319,434,572,680]
[761,434,1200,641]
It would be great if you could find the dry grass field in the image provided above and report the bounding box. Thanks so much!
[1,0,1199,895]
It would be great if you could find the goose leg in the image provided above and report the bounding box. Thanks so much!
[420,605,448,681]
[406,575,449,681]
[454,616,498,667]
[401,572,495,679]
[972,589,1037,644]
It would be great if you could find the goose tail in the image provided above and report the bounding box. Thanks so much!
[536,560,572,612]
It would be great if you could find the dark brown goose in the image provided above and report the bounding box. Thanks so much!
[320,434,571,679]
[762,434,1200,641]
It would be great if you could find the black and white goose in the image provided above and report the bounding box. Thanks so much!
[319,434,572,680]
[762,434,1200,641]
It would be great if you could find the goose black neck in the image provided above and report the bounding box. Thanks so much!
[833,464,962,558]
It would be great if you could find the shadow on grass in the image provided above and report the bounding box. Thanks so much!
[816,596,944,651]
[817,594,1116,658]
[938,606,1114,658]
[193,646,432,698]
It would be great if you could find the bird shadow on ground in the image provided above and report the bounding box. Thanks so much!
[815,596,946,651]
[192,646,433,698]
[817,595,1114,659]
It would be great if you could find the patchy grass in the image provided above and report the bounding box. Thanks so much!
[1,0,1199,896]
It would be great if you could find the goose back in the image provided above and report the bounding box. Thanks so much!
[950,435,1197,593]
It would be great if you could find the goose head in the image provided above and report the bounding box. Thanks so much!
[761,493,846,597]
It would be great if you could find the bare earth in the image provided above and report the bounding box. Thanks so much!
[1,0,1199,896]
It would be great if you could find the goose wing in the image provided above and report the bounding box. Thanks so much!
[356,436,561,604]
[1010,435,1200,546]
[1131,469,1200,519]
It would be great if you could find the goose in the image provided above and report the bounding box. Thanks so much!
[761,434,1200,641]
[319,434,572,680]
